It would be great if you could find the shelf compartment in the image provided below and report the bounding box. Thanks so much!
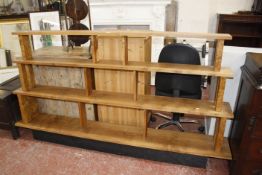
[14,85,233,119]
[14,56,233,78]
[15,113,232,160]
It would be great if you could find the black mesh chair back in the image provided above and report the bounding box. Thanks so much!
[155,43,202,98]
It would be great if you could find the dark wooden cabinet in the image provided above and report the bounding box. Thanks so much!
[0,76,21,139]
[217,14,262,48]
[230,52,262,175]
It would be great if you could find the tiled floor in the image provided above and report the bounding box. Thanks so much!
[0,129,229,175]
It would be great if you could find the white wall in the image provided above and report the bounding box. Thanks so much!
[208,0,254,33]
[176,0,254,34]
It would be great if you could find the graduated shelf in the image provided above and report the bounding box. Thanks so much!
[15,113,232,159]
[14,85,233,119]
[14,47,233,78]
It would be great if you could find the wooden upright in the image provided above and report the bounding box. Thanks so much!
[13,30,233,160]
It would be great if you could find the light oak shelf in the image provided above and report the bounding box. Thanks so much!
[14,47,233,78]
[14,85,233,119]
[16,113,232,159]
[13,30,233,160]
[13,30,232,40]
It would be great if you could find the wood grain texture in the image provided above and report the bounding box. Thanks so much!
[19,35,32,60]
[25,64,35,89]
[94,37,150,127]
[214,118,227,152]
[14,57,234,79]
[84,68,93,96]
[37,98,79,118]
[17,64,29,91]
[91,36,98,63]
[15,113,232,159]
[33,65,94,120]
[78,102,87,127]
[32,46,91,59]
[17,95,38,123]
[13,30,232,41]
[133,71,138,101]
[215,77,226,111]
[14,85,234,119]
[214,40,224,71]
[123,36,128,65]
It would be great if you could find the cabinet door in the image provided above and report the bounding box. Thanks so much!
[0,101,11,123]
[250,91,262,115]
[247,139,262,161]
[241,161,262,175]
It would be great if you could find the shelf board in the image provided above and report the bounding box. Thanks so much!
[31,46,91,59]
[12,30,232,41]
[14,48,233,78]
[232,34,262,38]
[14,85,234,119]
[15,113,232,159]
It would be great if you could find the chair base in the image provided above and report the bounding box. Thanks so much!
[151,113,205,133]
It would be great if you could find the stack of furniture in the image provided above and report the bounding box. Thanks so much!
[217,14,262,48]
[230,52,262,175]
[13,30,233,160]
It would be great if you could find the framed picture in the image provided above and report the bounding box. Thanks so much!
[29,11,62,50]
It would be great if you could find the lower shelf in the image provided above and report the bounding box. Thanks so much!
[16,113,232,160]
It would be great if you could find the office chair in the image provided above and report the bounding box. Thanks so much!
[151,43,205,132]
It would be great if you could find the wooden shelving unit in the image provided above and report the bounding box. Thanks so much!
[13,30,233,159]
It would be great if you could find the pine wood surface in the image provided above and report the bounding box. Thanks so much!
[15,113,232,159]
[14,86,233,119]
[93,37,150,126]
[14,46,233,78]
[14,30,233,160]
[13,30,232,41]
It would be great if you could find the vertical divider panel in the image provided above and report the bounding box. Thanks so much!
[133,70,138,101]
[215,77,226,111]
[143,110,149,138]
[123,36,128,65]
[214,40,224,71]
[91,35,98,63]
[144,36,152,94]
[17,64,30,91]
[19,35,32,60]
[214,117,227,152]
[78,102,87,127]
[17,95,38,123]
[84,68,93,96]
[25,64,35,89]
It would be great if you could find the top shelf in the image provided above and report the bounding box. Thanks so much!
[13,30,232,41]
[14,46,233,78]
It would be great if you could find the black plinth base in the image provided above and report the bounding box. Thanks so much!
[32,130,207,168]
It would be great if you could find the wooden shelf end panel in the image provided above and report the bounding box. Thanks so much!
[19,35,32,60]
[215,77,226,111]
[214,118,227,152]
[214,40,224,71]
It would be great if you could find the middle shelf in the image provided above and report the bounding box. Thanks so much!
[14,85,233,119]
